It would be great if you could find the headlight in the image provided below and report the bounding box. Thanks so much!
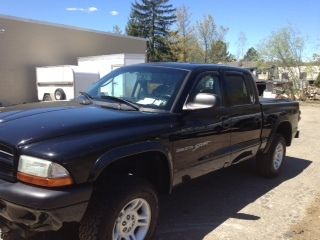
[17,155,73,187]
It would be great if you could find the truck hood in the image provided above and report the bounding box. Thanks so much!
[0,101,166,147]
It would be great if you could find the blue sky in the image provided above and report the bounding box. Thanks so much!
[1,0,319,59]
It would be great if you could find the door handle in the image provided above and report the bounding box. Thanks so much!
[254,117,262,124]
[222,122,232,129]
[221,117,231,129]
[220,116,228,121]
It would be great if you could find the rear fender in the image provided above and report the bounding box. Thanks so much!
[263,118,292,154]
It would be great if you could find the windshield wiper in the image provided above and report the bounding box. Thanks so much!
[99,95,140,111]
[79,91,93,99]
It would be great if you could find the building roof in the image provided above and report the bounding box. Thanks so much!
[0,14,147,42]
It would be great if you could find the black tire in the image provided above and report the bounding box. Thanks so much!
[79,177,159,240]
[43,94,52,101]
[54,89,66,100]
[257,134,286,178]
[1,231,20,240]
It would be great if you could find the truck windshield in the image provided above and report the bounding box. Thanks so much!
[87,66,189,111]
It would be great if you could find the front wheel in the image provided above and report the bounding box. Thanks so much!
[257,134,286,178]
[1,231,20,240]
[79,177,159,240]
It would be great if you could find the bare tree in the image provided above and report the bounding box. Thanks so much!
[112,25,123,35]
[237,32,247,60]
[197,15,216,63]
[172,5,195,62]
[260,27,305,99]
[215,26,229,41]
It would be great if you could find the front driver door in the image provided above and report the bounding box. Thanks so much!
[172,71,231,185]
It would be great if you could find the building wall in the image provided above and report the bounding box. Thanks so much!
[0,16,146,106]
[257,72,269,81]
[278,66,320,81]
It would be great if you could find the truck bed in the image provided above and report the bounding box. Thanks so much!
[259,98,297,104]
[259,98,300,149]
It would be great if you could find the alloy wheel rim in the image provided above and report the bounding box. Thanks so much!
[273,142,284,170]
[112,198,151,240]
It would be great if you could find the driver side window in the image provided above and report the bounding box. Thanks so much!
[99,74,124,98]
[99,73,139,98]
[189,72,221,103]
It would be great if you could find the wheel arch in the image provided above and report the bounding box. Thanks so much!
[89,142,174,194]
[263,120,292,154]
[276,121,292,146]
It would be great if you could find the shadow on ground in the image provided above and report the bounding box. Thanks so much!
[25,156,311,240]
[155,156,311,240]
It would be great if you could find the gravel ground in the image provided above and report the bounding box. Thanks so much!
[289,195,320,240]
[3,103,320,240]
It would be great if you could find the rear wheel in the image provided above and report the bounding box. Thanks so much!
[79,177,158,240]
[257,134,286,178]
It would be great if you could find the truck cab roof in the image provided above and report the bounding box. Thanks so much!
[132,62,253,73]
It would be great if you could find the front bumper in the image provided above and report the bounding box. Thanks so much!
[0,179,92,237]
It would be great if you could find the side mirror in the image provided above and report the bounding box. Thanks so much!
[184,93,219,110]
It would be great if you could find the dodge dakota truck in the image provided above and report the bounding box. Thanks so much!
[0,63,300,240]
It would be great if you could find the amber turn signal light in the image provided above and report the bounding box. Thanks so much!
[17,172,73,188]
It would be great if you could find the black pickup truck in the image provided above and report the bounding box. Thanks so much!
[0,63,300,240]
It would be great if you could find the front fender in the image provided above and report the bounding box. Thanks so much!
[89,141,174,187]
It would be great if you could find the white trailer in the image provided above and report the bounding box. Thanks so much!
[78,53,146,78]
[36,66,100,101]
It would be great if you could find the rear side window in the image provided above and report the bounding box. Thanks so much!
[244,73,258,102]
[224,73,252,106]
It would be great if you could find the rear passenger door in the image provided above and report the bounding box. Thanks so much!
[223,71,262,165]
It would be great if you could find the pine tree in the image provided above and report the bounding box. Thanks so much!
[126,0,176,62]
[243,47,259,61]
[210,40,233,63]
